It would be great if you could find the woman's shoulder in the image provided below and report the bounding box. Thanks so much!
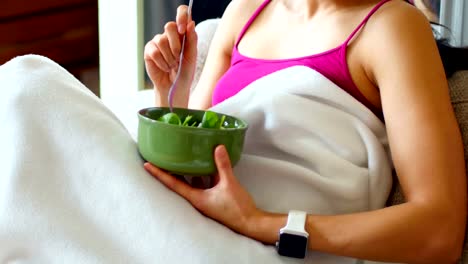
[357,0,435,62]
[220,0,265,30]
[223,0,265,19]
[353,1,439,95]
[367,0,431,35]
[355,0,443,96]
[216,0,265,47]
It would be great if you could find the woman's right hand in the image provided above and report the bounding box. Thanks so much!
[144,5,198,107]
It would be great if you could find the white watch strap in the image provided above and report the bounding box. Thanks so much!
[285,210,307,233]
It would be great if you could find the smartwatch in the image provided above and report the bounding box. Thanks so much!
[275,210,309,259]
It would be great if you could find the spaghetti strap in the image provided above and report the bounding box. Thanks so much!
[344,0,392,44]
[235,0,271,47]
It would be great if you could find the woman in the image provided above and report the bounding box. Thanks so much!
[143,0,467,263]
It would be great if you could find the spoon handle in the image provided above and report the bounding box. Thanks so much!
[168,0,194,112]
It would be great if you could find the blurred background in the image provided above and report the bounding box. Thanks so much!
[0,0,230,98]
[1,0,100,95]
[145,0,230,38]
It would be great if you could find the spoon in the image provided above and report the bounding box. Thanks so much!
[168,0,194,112]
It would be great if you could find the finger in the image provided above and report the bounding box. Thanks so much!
[144,58,162,85]
[164,22,182,60]
[214,145,233,181]
[153,34,177,69]
[176,5,189,34]
[145,40,171,73]
[182,21,198,67]
[144,162,201,202]
[185,21,197,49]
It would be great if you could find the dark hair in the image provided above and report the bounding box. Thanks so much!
[405,0,468,77]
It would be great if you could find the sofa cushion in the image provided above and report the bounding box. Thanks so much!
[448,71,468,264]
[192,18,220,92]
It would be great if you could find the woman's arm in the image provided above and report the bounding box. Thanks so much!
[248,4,467,264]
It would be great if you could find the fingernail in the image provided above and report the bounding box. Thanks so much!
[217,145,226,157]
[178,25,184,34]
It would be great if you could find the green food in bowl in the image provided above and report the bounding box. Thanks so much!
[138,107,248,176]
[157,111,229,129]
[158,112,182,125]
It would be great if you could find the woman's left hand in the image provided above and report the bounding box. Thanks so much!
[144,145,260,235]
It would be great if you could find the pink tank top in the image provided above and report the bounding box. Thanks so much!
[212,0,391,117]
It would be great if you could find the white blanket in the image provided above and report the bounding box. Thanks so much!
[0,55,392,264]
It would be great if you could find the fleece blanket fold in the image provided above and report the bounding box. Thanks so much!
[0,55,392,264]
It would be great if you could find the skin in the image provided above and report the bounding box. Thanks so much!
[143,0,467,263]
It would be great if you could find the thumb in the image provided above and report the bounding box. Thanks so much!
[214,145,233,180]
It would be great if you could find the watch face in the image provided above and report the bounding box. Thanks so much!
[277,233,308,259]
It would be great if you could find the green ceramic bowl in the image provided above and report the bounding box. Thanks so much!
[137,107,248,176]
